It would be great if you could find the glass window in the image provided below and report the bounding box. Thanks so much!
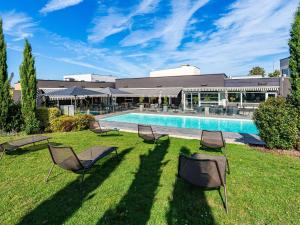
[192,93,199,108]
[200,92,218,102]
[243,92,265,103]
[282,68,290,76]
[267,93,276,99]
[228,93,240,102]
[185,93,192,109]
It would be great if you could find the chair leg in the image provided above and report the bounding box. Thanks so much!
[226,158,230,174]
[222,147,230,174]
[80,171,85,190]
[45,164,55,182]
[224,184,228,213]
[81,172,85,184]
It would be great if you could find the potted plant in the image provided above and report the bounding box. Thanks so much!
[139,97,144,112]
[163,96,168,112]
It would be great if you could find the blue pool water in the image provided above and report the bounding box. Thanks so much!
[102,113,259,134]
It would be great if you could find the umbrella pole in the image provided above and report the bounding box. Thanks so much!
[74,96,77,113]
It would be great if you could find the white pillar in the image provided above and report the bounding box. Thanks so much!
[191,93,193,110]
[225,90,228,107]
[240,92,243,107]
[183,92,186,111]
[218,92,221,105]
[198,92,201,107]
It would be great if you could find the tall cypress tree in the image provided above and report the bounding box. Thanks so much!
[0,18,12,131]
[20,39,39,134]
[289,5,300,108]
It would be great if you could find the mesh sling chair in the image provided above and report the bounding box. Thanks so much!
[0,136,50,160]
[200,130,230,174]
[46,144,118,183]
[178,153,228,213]
[138,124,169,143]
[89,120,119,135]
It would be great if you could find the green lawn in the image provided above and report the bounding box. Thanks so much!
[0,131,299,225]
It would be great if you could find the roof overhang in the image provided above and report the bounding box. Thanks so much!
[41,88,106,100]
[183,86,280,92]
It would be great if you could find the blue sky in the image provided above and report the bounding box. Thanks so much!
[0,0,298,84]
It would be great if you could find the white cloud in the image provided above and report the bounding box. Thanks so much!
[88,0,161,43]
[40,0,84,14]
[174,0,298,75]
[120,0,297,75]
[5,0,298,80]
[120,0,210,50]
[45,32,148,76]
[1,11,36,41]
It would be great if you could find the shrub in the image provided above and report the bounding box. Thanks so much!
[37,107,60,132]
[50,114,95,132]
[74,114,95,130]
[48,107,61,121]
[253,97,299,149]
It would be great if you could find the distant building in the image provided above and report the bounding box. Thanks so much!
[13,66,291,111]
[63,73,117,82]
[280,57,290,76]
[150,64,200,77]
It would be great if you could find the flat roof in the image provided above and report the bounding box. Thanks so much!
[116,73,227,81]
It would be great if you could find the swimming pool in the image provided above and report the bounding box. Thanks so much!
[101,113,259,134]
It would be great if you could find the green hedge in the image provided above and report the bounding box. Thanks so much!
[50,114,95,132]
[253,97,299,149]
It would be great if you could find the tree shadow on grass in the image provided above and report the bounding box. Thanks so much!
[166,146,216,225]
[97,138,170,225]
[16,147,133,225]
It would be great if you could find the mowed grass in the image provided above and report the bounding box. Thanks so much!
[0,131,299,225]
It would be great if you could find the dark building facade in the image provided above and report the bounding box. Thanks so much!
[280,57,290,76]
[116,74,226,88]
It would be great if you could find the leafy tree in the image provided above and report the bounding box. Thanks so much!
[289,5,300,108]
[0,18,12,132]
[268,69,281,77]
[19,39,39,134]
[249,66,265,76]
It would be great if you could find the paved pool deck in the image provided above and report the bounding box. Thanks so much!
[96,111,264,146]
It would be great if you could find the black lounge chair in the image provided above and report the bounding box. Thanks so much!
[89,120,119,135]
[46,144,118,183]
[138,124,168,143]
[178,153,228,213]
[200,130,230,174]
[0,135,50,160]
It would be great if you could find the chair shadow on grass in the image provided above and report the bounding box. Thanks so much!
[97,133,123,137]
[166,146,216,225]
[97,137,170,225]
[16,147,133,225]
[5,142,62,156]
